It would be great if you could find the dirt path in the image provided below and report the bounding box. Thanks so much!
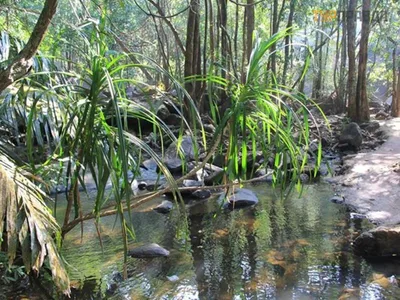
[335,117,400,225]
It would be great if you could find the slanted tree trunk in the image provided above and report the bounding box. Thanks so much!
[355,0,370,122]
[347,0,357,120]
[0,0,58,94]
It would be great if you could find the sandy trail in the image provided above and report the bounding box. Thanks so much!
[335,118,400,224]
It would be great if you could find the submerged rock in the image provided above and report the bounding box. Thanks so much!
[166,275,179,282]
[128,243,170,258]
[330,195,345,204]
[153,200,173,214]
[353,225,400,257]
[339,122,363,148]
[219,188,259,210]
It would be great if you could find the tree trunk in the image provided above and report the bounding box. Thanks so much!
[184,0,201,103]
[270,0,279,76]
[347,0,357,120]
[391,48,400,117]
[209,0,215,64]
[0,0,58,93]
[312,16,323,99]
[219,0,229,80]
[355,0,370,122]
[245,0,255,63]
[282,0,295,86]
[337,0,347,113]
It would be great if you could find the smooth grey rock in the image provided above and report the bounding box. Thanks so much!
[183,179,202,187]
[165,136,196,160]
[339,122,363,148]
[353,225,400,257]
[128,243,170,258]
[153,200,173,214]
[192,189,211,199]
[163,158,183,173]
[219,188,259,210]
[141,159,158,170]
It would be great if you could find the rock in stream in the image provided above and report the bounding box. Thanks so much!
[128,243,170,258]
[353,225,400,258]
[219,188,259,210]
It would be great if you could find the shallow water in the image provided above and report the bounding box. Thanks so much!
[60,183,400,299]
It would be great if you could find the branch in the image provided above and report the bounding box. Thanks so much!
[135,0,186,53]
[0,0,58,93]
[61,132,223,235]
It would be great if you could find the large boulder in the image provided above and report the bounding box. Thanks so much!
[339,122,363,148]
[353,225,400,257]
[128,243,170,258]
[219,188,259,210]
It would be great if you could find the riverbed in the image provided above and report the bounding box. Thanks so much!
[58,183,400,299]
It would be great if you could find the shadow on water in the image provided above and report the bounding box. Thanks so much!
[58,183,400,299]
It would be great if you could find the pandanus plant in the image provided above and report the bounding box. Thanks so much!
[0,14,323,296]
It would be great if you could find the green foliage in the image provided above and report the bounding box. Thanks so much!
[205,29,322,184]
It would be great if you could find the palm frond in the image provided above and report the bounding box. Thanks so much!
[0,153,70,296]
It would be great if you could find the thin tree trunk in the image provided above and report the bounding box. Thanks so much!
[347,0,357,120]
[184,0,201,103]
[391,48,400,117]
[355,0,370,122]
[209,0,215,64]
[0,0,58,93]
[282,0,295,86]
[270,0,279,76]
[147,0,186,53]
[338,0,347,113]
[234,2,239,71]
[219,0,229,80]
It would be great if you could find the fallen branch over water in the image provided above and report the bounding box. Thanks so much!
[62,133,222,235]
[61,132,275,236]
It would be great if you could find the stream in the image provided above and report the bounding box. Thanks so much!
[58,183,400,299]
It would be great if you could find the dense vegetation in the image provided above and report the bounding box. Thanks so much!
[0,0,399,295]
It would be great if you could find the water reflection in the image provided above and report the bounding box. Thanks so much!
[61,184,400,299]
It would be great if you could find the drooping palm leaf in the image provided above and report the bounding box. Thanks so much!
[0,153,70,295]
